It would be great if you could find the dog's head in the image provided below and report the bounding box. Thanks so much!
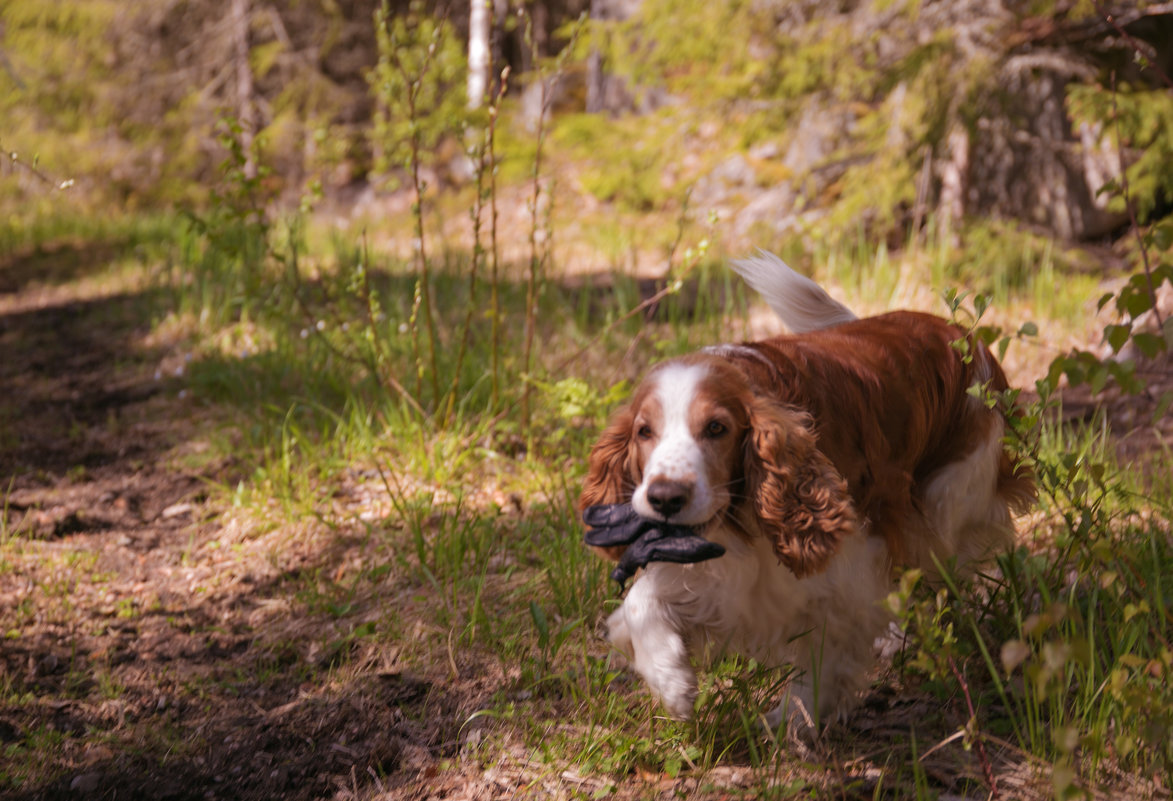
[579,354,856,577]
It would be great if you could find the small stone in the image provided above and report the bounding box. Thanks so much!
[70,772,101,794]
[161,503,193,519]
[36,653,60,676]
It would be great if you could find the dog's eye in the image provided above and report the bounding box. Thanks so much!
[637,424,654,440]
[704,420,727,438]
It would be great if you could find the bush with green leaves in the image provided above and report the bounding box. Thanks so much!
[890,214,1172,792]
[368,0,469,181]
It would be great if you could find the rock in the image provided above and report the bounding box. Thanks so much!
[161,502,193,520]
[782,99,857,177]
[692,154,760,210]
[70,772,102,794]
[967,52,1127,241]
[734,185,798,239]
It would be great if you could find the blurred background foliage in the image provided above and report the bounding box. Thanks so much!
[2,0,1170,262]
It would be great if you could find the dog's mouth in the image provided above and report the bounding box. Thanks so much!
[582,501,728,593]
[643,508,707,528]
[647,495,735,530]
[646,509,724,536]
[634,485,729,530]
[695,514,729,539]
[608,508,728,588]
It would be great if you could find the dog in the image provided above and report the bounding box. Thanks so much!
[579,250,1034,730]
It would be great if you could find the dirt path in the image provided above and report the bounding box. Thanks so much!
[0,249,474,800]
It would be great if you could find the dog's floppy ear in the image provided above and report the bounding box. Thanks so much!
[579,406,641,561]
[743,398,856,577]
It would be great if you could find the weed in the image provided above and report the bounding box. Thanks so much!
[0,725,66,791]
[4,5,1171,799]
[0,481,31,546]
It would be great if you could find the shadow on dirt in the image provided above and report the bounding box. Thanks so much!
[0,277,496,800]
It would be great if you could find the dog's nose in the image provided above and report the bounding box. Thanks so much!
[646,479,691,518]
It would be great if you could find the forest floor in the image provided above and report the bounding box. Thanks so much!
[0,242,473,800]
[1,236,1170,801]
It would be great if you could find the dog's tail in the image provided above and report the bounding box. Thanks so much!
[729,249,857,334]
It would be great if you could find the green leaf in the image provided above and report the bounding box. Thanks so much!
[1109,359,1144,394]
[1104,323,1131,353]
[1153,390,1173,424]
[1132,332,1166,359]
[1089,362,1110,393]
[1123,601,1150,623]
[1061,358,1085,387]
[1120,286,1153,318]
[967,382,996,408]
[1053,726,1080,755]
[1152,221,1173,250]
[529,601,549,646]
[974,293,989,320]
[250,40,286,79]
[975,324,1001,346]
[942,288,963,314]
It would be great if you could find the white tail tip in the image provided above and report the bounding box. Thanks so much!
[729,249,856,334]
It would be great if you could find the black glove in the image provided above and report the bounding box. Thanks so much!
[581,503,646,547]
[582,503,726,590]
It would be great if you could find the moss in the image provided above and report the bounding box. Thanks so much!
[598,0,768,102]
[1067,82,1173,222]
[549,112,682,213]
[766,19,880,103]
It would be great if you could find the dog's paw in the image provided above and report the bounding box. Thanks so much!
[653,671,698,720]
[604,608,634,659]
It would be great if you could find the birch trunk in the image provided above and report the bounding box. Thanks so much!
[468,0,490,109]
[231,0,257,179]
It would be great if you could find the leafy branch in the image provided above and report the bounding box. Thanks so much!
[0,140,75,191]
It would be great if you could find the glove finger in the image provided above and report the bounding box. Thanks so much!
[582,503,640,528]
[612,528,664,576]
[610,541,647,589]
[642,535,726,565]
[610,564,633,589]
[583,517,648,547]
[583,503,652,547]
[606,528,724,590]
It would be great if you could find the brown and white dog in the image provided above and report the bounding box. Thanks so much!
[580,250,1034,730]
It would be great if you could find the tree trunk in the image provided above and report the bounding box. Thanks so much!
[231,0,257,179]
[468,0,490,109]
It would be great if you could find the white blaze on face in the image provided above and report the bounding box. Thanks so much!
[631,363,717,525]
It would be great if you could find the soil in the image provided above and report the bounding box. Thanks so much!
[0,246,492,801]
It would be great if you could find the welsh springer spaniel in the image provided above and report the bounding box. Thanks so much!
[580,251,1035,731]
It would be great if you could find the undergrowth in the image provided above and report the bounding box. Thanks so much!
[3,5,1172,801]
[146,113,1172,797]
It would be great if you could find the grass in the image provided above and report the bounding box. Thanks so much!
[159,204,1169,797]
[2,136,1171,801]
[2,208,1170,799]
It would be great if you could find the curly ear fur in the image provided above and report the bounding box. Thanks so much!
[743,398,857,578]
[579,407,640,562]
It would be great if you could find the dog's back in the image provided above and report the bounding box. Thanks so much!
[729,252,1035,571]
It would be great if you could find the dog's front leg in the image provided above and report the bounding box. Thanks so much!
[606,574,697,719]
